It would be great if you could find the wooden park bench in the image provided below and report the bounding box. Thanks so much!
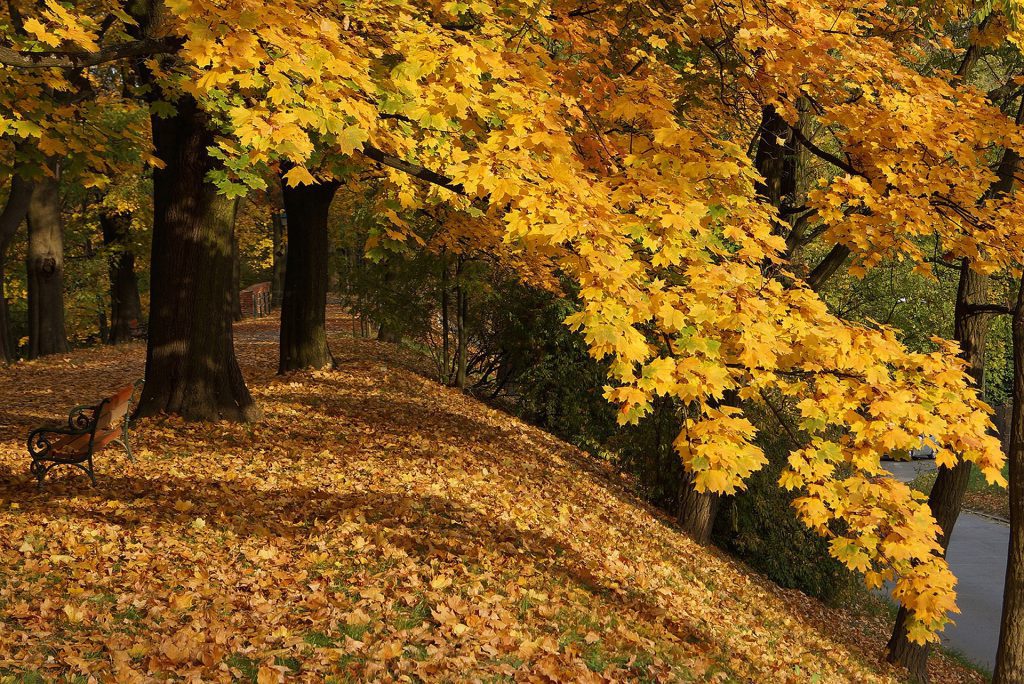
[27,381,143,487]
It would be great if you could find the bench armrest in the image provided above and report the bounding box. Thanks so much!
[28,424,92,458]
[67,404,100,431]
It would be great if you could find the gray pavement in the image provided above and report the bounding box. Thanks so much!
[941,511,1008,670]
[880,458,1007,671]
[882,458,937,484]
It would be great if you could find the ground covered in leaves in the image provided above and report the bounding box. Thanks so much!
[0,309,985,683]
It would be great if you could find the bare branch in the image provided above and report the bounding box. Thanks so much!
[359,144,467,196]
[790,125,867,180]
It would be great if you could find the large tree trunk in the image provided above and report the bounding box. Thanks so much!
[887,96,1022,681]
[677,107,799,539]
[278,177,338,373]
[0,174,33,363]
[753,105,797,219]
[136,96,258,422]
[271,209,285,309]
[677,469,721,544]
[231,228,243,322]
[441,251,450,380]
[995,276,1024,683]
[377,321,402,343]
[100,211,143,344]
[26,168,68,359]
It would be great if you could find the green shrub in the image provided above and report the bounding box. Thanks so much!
[712,423,857,604]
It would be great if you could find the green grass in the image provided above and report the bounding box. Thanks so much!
[910,461,1009,518]
[392,597,432,631]
[303,630,336,647]
[937,645,992,681]
[224,653,260,682]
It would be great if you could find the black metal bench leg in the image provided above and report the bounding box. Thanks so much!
[123,425,134,462]
[30,460,46,489]
[87,455,96,486]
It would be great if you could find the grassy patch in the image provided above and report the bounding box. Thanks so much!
[393,596,432,631]
[911,462,1009,520]
[304,630,336,647]
[937,645,993,681]
[225,653,260,682]
[338,620,369,641]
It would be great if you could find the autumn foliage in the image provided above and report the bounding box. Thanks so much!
[1,0,1023,651]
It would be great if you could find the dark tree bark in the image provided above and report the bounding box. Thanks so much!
[231,227,242,322]
[271,210,285,309]
[995,276,1024,683]
[753,105,797,219]
[375,263,402,343]
[278,177,339,373]
[26,168,69,359]
[677,106,800,540]
[885,262,990,681]
[455,256,467,389]
[0,174,33,363]
[100,211,143,344]
[441,251,450,380]
[377,321,402,343]
[136,96,258,422]
[677,469,721,544]
[806,244,851,292]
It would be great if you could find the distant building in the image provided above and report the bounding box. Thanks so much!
[239,282,272,318]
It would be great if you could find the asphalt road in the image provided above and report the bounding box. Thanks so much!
[881,459,1007,671]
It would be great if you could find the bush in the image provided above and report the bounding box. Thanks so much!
[712,418,857,604]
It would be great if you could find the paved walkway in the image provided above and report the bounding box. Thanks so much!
[881,458,937,484]
[882,459,1006,671]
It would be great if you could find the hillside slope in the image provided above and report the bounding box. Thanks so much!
[0,310,979,683]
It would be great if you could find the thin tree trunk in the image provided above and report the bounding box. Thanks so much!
[100,211,142,344]
[376,264,402,343]
[26,168,68,359]
[995,276,1024,683]
[455,257,467,389]
[441,251,450,380]
[0,174,33,363]
[136,96,258,422]
[278,177,338,373]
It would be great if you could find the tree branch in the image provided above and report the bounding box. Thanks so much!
[806,244,851,292]
[0,36,180,69]
[790,125,866,179]
[359,144,467,196]
[964,303,1013,317]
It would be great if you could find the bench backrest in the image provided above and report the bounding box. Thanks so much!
[96,384,135,431]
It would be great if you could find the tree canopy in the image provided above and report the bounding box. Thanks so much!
[3,0,1024,645]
